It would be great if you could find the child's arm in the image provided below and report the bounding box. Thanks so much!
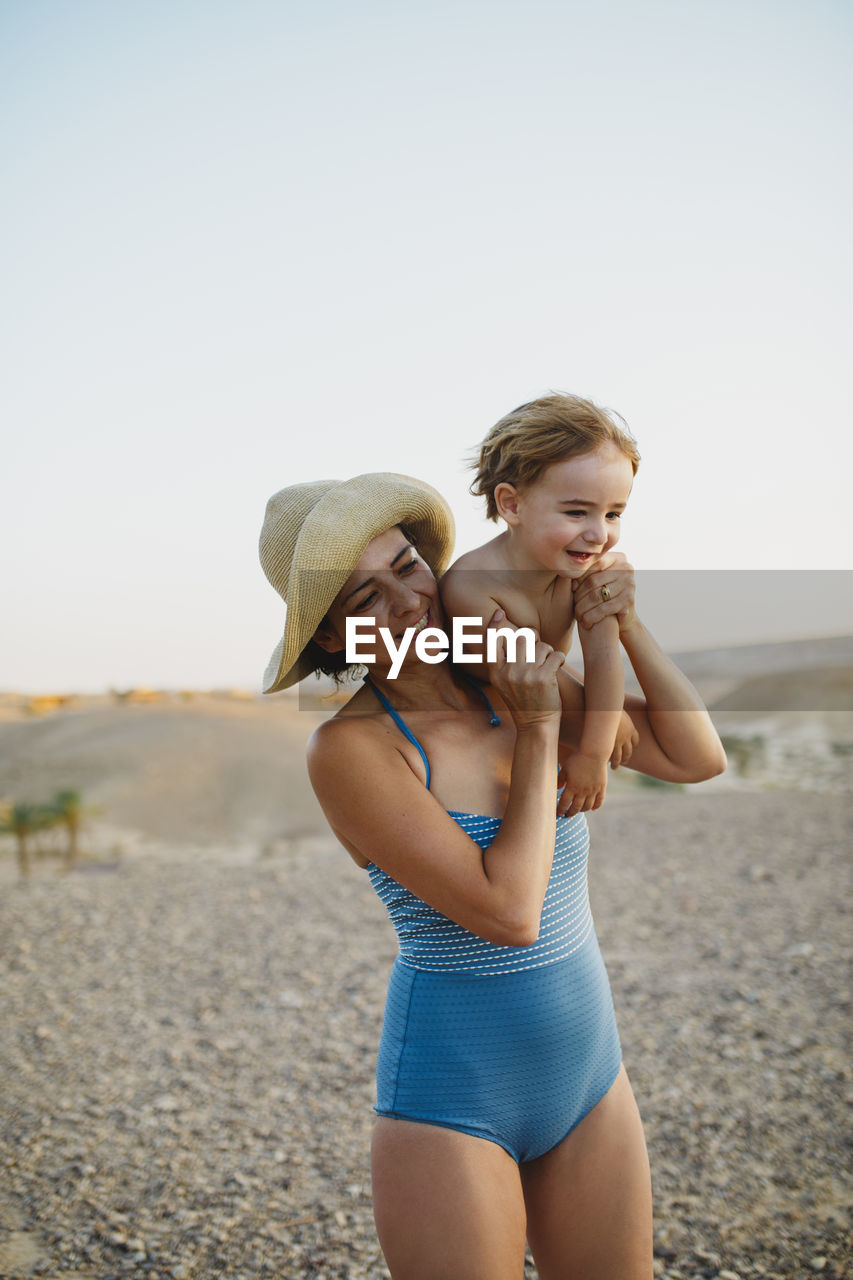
[555,668,636,755]
[558,616,624,814]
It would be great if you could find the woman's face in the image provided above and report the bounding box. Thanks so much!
[314,527,442,665]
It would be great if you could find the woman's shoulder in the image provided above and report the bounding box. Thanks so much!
[306,700,398,872]
[307,685,404,772]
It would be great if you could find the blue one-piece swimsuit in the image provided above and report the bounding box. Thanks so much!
[365,678,622,1165]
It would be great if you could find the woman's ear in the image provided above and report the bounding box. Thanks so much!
[494,482,522,525]
[311,619,345,655]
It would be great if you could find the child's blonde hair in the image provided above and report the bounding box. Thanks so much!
[470,393,641,521]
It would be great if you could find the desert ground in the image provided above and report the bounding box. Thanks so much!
[1,640,851,1279]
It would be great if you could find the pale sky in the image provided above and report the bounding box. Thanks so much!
[2,0,851,692]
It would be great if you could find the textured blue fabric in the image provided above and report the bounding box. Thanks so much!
[375,936,621,1162]
[363,683,621,1162]
[370,811,622,1162]
[369,812,592,975]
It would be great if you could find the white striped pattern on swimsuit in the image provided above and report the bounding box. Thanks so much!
[367,812,594,976]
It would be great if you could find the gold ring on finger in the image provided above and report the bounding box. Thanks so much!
[600,584,611,602]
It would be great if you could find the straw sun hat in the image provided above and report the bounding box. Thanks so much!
[259,472,456,693]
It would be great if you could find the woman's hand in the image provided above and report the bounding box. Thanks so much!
[487,609,564,729]
[572,552,638,635]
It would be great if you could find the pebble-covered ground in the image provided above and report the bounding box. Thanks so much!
[1,790,850,1279]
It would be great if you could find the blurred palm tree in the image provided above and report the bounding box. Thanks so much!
[52,789,83,867]
[2,801,40,875]
[1,791,90,873]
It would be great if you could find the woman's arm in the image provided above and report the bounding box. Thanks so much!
[617,619,727,782]
[307,634,565,946]
[572,557,727,784]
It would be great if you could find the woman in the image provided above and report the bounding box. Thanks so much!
[259,472,726,1280]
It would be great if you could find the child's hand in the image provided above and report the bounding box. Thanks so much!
[611,709,639,767]
[557,750,608,816]
[573,552,637,634]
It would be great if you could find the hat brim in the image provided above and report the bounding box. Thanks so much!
[262,473,455,693]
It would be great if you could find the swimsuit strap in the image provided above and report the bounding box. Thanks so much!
[457,670,502,727]
[364,677,432,789]
[364,671,502,792]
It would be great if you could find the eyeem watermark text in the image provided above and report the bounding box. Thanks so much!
[346,617,537,679]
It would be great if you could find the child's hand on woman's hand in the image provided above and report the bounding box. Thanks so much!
[573,552,637,634]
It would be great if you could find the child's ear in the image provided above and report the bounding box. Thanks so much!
[311,620,345,654]
[494,482,522,525]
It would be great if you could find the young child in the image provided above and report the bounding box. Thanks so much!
[441,393,640,814]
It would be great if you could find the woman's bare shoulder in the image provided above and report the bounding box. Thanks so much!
[307,687,427,787]
[307,691,383,759]
[307,696,413,870]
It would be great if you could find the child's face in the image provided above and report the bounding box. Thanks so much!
[508,444,634,576]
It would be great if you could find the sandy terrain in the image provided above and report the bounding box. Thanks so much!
[0,642,851,1278]
[0,695,329,848]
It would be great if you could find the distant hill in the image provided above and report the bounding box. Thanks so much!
[709,665,853,713]
[0,697,330,846]
[1,636,851,849]
[640,634,853,710]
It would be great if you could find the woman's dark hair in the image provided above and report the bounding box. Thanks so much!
[303,635,362,686]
